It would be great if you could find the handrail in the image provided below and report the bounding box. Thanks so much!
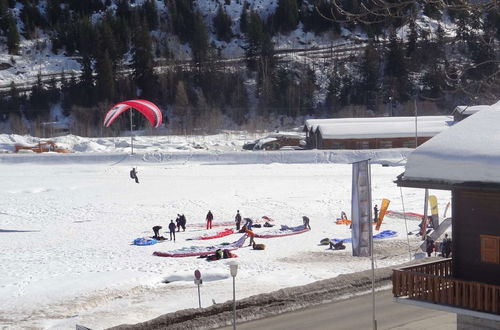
[393,259,500,315]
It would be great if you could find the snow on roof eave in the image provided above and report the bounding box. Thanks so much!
[403,107,500,185]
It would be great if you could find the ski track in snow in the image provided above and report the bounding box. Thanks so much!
[0,160,451,329]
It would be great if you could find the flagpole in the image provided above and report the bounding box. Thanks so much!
[130,109,134,155]
[368,162,377,330]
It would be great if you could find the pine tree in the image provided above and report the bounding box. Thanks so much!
[174,80,190,131]
[274,0,298,33]
[406,17,418,58]
[95,49,115,102]
[213,5,232,42]
[131,20,157,98]
[0,0,9,33]
[190,11,209,63]
[142,0,159,31]
[239,1,248,34]
[6,13,19,54]
[360,41,380,108]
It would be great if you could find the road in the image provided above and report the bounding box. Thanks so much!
[218,290,456,330]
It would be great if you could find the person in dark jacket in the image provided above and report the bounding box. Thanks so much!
[130,168,139,183]
[152,225,162,239]
[168,220,177,241]
[426,236,435,257]
[442,234,452,258]
[302,216,311,229]
[206,210,213,229]
[373,204,378,223]
[175,215,182,232]
[235,210,242,231]
[180,214,187,231]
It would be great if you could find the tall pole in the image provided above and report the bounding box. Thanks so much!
[414,98,418,148]
[368,162,377,330]
[130,109,134,155]
[232,276,236,330]
[197,283,201,308]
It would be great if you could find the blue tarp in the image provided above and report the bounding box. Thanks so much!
[331,230,397,244]
[133,237,158,246]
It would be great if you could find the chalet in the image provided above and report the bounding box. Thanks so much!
[393,108,500,329]
[303,116,453,150]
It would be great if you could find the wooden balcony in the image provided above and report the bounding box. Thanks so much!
[393,259,500,315]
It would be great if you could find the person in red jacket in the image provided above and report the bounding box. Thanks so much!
[245,227,255,246]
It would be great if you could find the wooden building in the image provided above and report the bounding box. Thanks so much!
[303,116,453,150]
[393,109,500,329]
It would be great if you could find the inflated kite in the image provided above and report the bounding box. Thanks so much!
[103,99,163,128]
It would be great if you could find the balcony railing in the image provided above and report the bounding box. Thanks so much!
[393,259,500,315]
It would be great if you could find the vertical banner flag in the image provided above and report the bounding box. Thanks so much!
[351,160,372,257]
[429,195,439,229]
[420,189,430,239]
[375,198,390,231]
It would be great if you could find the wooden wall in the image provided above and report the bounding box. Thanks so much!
[453,190,500,286]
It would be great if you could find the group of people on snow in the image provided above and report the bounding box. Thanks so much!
[151,214,188,242]
[426,233,452,258]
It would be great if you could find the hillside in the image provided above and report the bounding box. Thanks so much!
[0,0,498,136]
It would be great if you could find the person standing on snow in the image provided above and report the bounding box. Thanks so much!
[442,234,452,258]
[235,210,242,231]
[175,214,182,232]
[206,210,214,229]
[180,214,187,231]
[426,236,435,257]
[168,220,177,241]
[130,168,139,184]
[373,204,379,223]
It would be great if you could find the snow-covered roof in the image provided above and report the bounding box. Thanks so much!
[315,116,453,139]
[304,116,451,131]
[403,107,500,185]
[454,105,492,116]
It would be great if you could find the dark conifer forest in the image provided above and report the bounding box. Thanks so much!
[0,0,498,135]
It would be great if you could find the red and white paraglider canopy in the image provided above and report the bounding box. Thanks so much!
[103,99,163,128]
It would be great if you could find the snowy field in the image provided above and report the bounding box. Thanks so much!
[0,135,451,329]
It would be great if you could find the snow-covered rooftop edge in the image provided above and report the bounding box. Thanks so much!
[403,107,500,185]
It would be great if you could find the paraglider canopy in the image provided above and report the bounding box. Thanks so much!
[103,99,163,128]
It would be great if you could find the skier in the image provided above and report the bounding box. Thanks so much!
[206,210,213,229]
[302,216,311,229]
[235,210,242,231]
[373,204,378,223]
[168,220,176,241]
[130,167,139,184]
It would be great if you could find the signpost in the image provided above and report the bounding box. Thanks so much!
[194,269,202,308]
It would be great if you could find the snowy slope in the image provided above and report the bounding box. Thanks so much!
[0,133,451,329]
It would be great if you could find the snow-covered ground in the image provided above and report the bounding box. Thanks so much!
[0,133,451,329]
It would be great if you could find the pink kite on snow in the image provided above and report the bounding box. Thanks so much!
[103,99,163,128]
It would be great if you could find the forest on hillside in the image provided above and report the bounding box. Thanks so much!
[0,0,498,136]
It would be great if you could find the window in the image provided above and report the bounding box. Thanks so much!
[480,235,500,264]
[332,142,344,149]
[379,140,392,148]
[402,140,416,148]
[356,141,370,149]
